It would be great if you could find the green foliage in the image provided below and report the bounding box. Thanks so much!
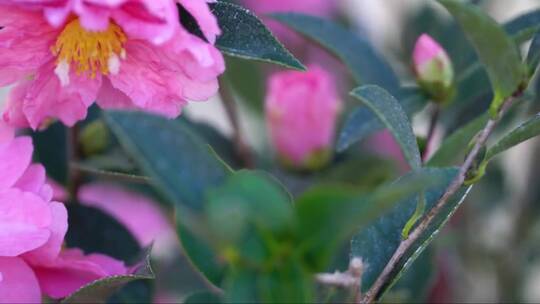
[349,86,422,169]
[527,30,540,77]
[504,8,540,43]
[351,168,471,299]
[104,111,231,216]
[438,0,528,116]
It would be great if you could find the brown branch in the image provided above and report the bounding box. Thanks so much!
[360,96,517,303]
[317,258,364,302]
[67,125,83,201]
[219,78,255,168]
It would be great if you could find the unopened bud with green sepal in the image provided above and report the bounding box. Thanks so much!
[413,34,455,103]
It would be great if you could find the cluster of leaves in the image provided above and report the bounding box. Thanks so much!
[30,0,540,302]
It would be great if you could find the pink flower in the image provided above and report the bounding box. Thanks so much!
[0,0,225,129]
[412,34,454,102]
[241,0,337,47]
[79,183,177,255]
[266,65,341,170]
[0,123,127,302]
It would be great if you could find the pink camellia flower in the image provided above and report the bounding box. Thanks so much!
[266,65,341,170]
[412,34,454,102]
[0,0,225,129]
[0,123,127,302]
[241,0,337,47]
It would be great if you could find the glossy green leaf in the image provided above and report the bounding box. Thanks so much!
[104,111,230,215]
[486,113,540,160]
[438,0,528,116]
[272,13,400,93]
[349,86,421,169]
[428,113,489,167]
[527,30,540,76]
[337,92,427,152]
[203,2,305,70]
[62,250,154,303]
[351,167,472,299]
[504,9,540,43]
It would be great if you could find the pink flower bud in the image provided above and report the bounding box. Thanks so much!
[265,65,341,170]
[413,34,455,102]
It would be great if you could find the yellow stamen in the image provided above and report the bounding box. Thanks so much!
[52,19,127,78]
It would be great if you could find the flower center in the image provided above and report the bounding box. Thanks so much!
[52,19,127,84]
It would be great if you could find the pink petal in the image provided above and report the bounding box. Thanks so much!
[0,189,52,257]
[413,34,444,67]
[177,0,221,44]
[33,248,127,299]
[111,0,179,45]
[23,202,68,264]
[79,183,172,247]
[0,122,14,145]
[5,60,101,129]
[14,164,53,202]
[96,77,136,110]
[0,5,57,86]
[0,137,33,189]
[0,257,41,304]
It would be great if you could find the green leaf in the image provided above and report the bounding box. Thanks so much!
[428,113,489,167]
[104,111,230,216]
[200,2,305,70]
[337,92,427,152]
[349,86,421,169]
[486,113,540,160]
[438,0,528,116]
[104,111,232,287]
[62,249,154,304]
[272,13,400,93]
[527,30,540,76]
[504,9,540,43]
[205,171,294,255]
[351,168,471,299]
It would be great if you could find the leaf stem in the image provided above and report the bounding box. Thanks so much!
[360,95,518,303]
[219,78,255,168]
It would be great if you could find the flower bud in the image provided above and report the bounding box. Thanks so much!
[265,65,341,170]
[413,34,455,103]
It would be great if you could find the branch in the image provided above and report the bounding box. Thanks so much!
[317,258,364,302]
[67,125,83,200]
[361,95,518,303]
[219,78,255,168]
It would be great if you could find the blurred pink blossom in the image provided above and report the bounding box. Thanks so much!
[266,65,341,170]
[0,0,224,129]
[79,183,177,254]
[241,0,337,47]
[412,34,454,101]
[0,123,127,302]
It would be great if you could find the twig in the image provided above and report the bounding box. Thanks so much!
[360,96,517,303]
[67,125,83,200]
[422,105,440,163]
[219,78,255,168]
[317,258,364,303]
